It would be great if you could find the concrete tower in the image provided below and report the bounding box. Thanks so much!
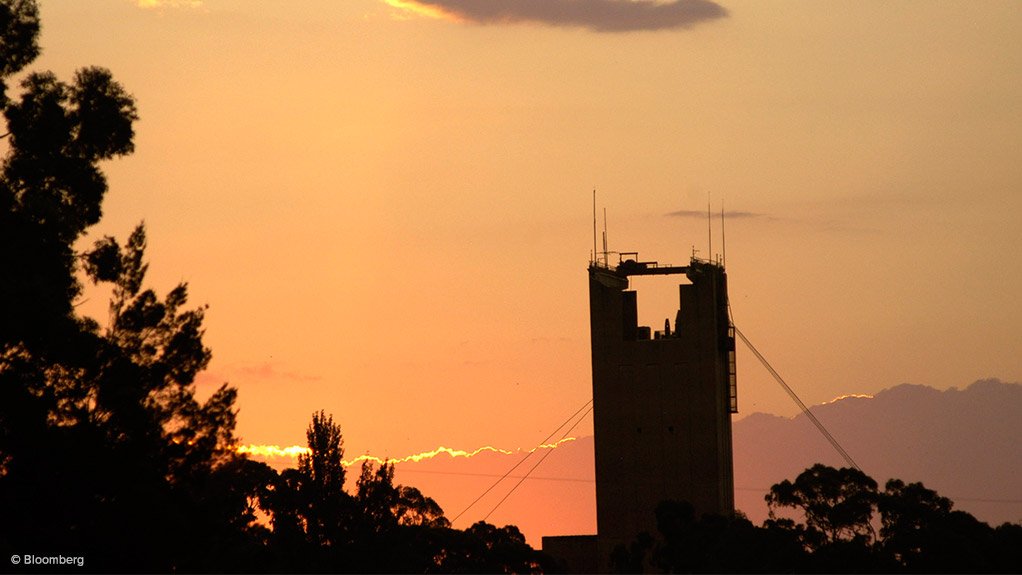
[591,255,736,563]
[543,253,737,572]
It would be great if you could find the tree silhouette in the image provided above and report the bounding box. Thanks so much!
[614,466,1021,573]
[0,2,264,570]
[763,465,1022,573]
[766,463,879,547]
[0,3,134,356]
[611,502,807,573]
[876,478,1022,573]
[0,7,550,570]
[0,0,39,86]
[354,459,449,532]
[879,478,953,568]
[262,410,549,573]
[296,410,352,547]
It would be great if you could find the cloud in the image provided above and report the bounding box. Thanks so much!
[133,0,203,8]
[383,0,728,32]
[234,362,322,383]
[194,362,322,387]
[667,209,763,219]
[820,393,874,405]
[238,438,576,465]
[238,445,311,459]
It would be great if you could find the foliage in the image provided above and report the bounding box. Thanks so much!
[261,411,549,573]
[765,463,879,547]
[612,503,806,573]
[0,0,38,102]
[0,4,550,571]
[0,1,263,570]
[878,478,954,568]
[297,410,351,547]
[763,465,1022,572]
[615,465,1022,573]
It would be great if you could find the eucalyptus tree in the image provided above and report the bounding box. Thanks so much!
[0,1,267,570]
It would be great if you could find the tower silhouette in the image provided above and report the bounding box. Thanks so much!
[544,253,737,572]
[590,254,736,560]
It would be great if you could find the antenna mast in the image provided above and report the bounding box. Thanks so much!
[602,208,609,267]
[592,189,598,265]
[707,193,712,263]
[721,199,726,268]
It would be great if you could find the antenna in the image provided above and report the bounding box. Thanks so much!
[707,192,712,263]
[602,207,609,267]
[721,199,727,268]
[592,189,597,266]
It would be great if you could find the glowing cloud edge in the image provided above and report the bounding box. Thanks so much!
[382,0,456,21]
[238,437,577,466]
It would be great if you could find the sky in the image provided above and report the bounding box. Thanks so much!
[23,0,1021,487]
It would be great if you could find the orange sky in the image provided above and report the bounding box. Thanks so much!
[25,0,1022,508]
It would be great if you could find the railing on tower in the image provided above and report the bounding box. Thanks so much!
[728,324,738,413]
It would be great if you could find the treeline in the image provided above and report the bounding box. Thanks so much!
[612,464,1022,573]
[238,411,551,573]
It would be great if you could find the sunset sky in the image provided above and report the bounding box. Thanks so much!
[24,0,1021,501]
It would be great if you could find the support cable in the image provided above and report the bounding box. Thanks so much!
[482,403,594,522]
[450,398,593,524]
[734,326,862,471]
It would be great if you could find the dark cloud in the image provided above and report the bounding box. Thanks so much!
[405,0,728,32]
[667,209,762,219]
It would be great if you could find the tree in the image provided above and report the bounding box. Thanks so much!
[764,465,1022,573]
[0,0,39,91]
[0,2,261,570]
[299,411,347,493]
[458,521,549,574]
[611,467,1021,573]
[1,0,139,375]
[355,459,449,532]
[611,501,808,573]
[878,478,954,568]
[764,465,887,572]
[877,478,1022,573]
[296,410,351,547]
[766,463,879,547]
[264,411,551,573]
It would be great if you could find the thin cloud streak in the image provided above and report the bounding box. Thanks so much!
[194,361,322,388]
[384,0,728,32]
[134,0,203,8]
[235,362,322,383]
[667,209,764,219]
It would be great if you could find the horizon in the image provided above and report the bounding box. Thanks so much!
[236,378,1022,544]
